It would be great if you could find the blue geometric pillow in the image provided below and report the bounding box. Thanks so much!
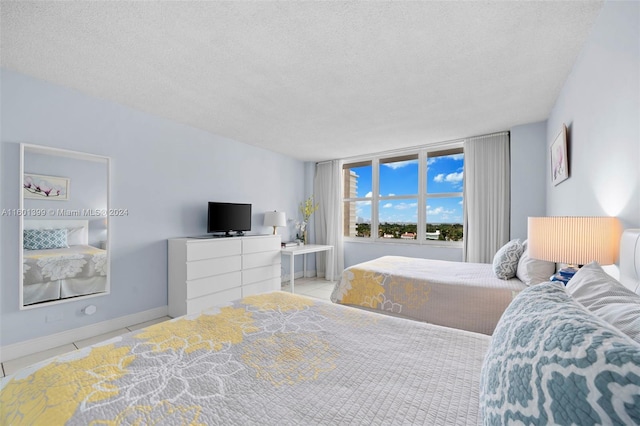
[492,239,524,279]
[480,282,640,425]
[23,228,68,250]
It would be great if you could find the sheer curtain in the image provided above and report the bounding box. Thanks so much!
[463,132,510,263]
[313,160,344,280]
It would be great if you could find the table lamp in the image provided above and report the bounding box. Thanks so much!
[527,216,621,283]
[264,211,286,235]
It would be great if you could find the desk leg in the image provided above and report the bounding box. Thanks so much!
[303,254,307,279]
[289,253,295,294]
[329,247,334,282]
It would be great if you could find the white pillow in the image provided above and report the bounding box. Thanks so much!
[66,227,86,246]
[567,261,640,344]
[516,240,556,286]
[492,239,524,280]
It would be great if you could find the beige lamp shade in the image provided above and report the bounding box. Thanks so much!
[527,216,621,265]
[264,211,286,234]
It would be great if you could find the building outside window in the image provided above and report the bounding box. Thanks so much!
[342,145,464,244]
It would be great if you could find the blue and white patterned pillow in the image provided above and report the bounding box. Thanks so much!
[492,239,524,279]
[480,282,640,425]
[23,228,68,250]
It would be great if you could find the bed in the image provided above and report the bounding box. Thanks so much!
[22,219,107,305]
[3,231,638,424]
[2,282,639,425]
[331,255,528,335]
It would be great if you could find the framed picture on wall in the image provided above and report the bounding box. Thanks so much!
[23,173,70,200]
[550,124,569,186]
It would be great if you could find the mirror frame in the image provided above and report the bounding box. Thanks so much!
[19,143,111,309]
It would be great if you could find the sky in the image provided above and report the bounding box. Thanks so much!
[350,154,464,224]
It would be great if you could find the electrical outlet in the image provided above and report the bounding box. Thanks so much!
[46,313,63,322]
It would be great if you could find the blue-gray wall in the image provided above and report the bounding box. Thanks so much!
[510,121,547,240]
[1,69,305,346]
[546,1,639,228]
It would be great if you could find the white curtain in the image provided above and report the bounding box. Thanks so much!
[463,132,510,263]
[313,160,344,280]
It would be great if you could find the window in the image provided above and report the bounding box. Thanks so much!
[425,149,464,242]
[343,161,372,238]
[343,145,464,243]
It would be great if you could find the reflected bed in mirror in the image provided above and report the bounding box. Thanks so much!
[20,144,110,308]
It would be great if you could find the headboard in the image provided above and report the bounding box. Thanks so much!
[619,228,640,294]
[23,219,89,245]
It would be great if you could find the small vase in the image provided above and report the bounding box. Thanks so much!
[303,230,308,245]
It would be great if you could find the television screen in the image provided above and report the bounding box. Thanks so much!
[207,202,251,235]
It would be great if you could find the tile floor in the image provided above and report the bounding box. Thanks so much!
[0,277,334,378]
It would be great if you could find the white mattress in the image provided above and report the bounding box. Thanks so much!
[332,255,527,334]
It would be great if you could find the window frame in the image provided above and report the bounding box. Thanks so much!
[342,142,464,246]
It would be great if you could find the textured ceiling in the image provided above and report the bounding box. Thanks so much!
[1,1,603,161]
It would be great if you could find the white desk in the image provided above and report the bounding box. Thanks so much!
[281,244,334,293]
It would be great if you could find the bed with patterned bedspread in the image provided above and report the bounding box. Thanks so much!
[3,281,640,425]
[23,244,108,305]
[331,256,526,335]
[1,291,490,425]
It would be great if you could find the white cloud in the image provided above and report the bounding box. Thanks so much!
[382,203,393,208]
[382,159,418,170]
[427,206,455,216]
[365,191,373,198]
[394,202,417,210]
[445,171,463,183]
[434,171,463,184]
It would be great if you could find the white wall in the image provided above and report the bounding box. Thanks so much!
[0,69,306,346]
[546,1,639,228]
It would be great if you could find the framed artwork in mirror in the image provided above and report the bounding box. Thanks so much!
[23,173,70,200]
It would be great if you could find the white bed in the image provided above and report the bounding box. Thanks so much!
[331,256,526,335]
[23,219,107,305]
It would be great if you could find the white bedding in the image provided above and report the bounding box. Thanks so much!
[331,255,527,335]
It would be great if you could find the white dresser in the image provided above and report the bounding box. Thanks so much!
[168,235,281,317]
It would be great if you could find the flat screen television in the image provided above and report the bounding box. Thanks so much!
[207,202,251,236]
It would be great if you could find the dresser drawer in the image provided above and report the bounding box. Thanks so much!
[187,255,241,280]
[243,277,281,297]
[243,264,280,285]
[244,251,280,269]
[186,239,241,261]
[243,236,280,254]
[186,287,242,314]
[187,271,241,299]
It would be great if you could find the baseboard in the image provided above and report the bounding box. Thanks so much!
[281,270,317,284]
[0,305,168,362]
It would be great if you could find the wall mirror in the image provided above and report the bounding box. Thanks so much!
[20,143,110,309]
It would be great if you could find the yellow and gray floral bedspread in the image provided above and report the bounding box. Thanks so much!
[331,256,526,335]
[23,245,107,286]
[1,291,489,425]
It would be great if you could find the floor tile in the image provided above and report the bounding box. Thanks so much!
[127,316,172,331]
[3,343,77,376]
[74,328,130,349]
[303,287,334,300]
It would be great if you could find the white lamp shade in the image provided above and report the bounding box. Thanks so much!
[528,216,621,265]
[264,211,286,228]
